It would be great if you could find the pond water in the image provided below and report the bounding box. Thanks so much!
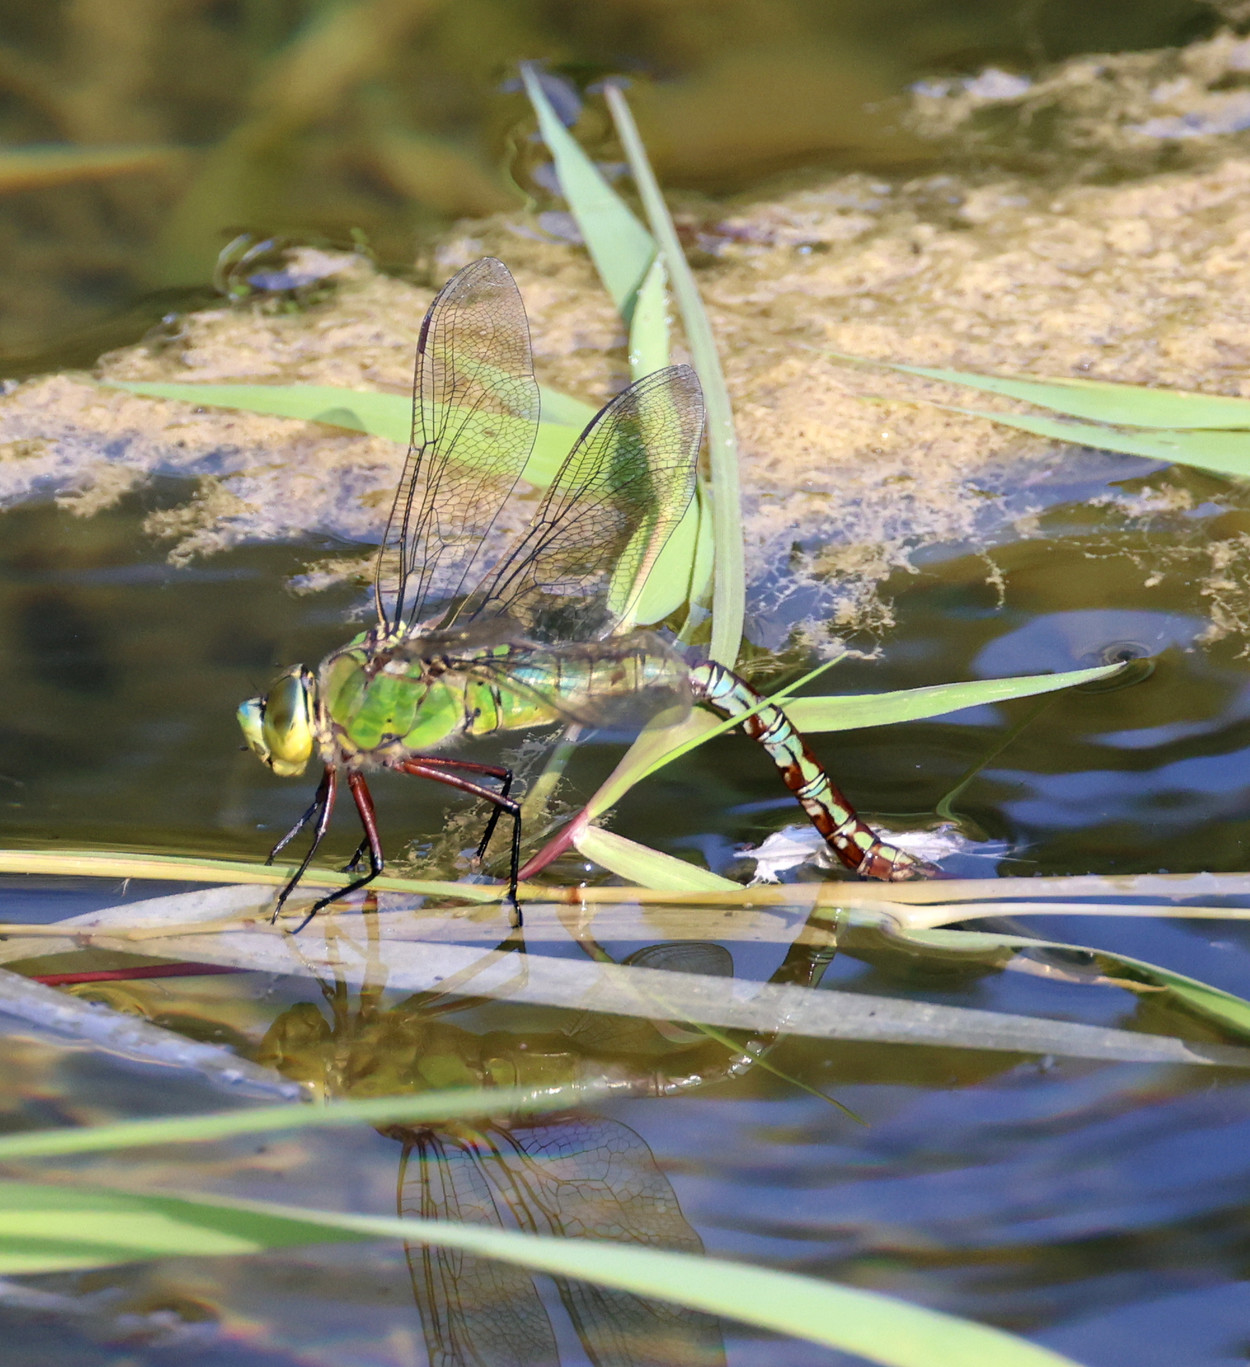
[4,2,1250,1366]
[2,459,1249,1367]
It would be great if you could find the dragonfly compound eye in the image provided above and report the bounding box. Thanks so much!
[237,669,316,776]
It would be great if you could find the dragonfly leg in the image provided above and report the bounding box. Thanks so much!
[342,837,370,873]
[407,756,514,861]
[271,763,337,924]
[394,760,523,927]
[266,791,323,863]
[291,771,386,932]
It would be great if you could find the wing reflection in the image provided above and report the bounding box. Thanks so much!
[259,933,835,1367]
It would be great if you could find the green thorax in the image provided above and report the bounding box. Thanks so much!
[318,624,688,763]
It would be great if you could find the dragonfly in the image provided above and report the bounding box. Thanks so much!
[238,257,938,926]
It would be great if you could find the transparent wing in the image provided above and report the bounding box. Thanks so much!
[397,1130,560,1367]
[485,1117,725,1367]
[451,364,704,643]
[375,257,540,631]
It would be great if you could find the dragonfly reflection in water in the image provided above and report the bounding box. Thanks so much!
[238,258,937,926]
[260,933,837,1367]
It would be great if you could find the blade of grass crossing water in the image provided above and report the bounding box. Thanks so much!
[784,661,1125,733]
[574,824,737,890]
[0,1182,1083,1366]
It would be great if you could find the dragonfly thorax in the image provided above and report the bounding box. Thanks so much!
[237,665,320,777]
[319,638,466,761]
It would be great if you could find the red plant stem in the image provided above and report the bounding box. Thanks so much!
[30,963,245,987]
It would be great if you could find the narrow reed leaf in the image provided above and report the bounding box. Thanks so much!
[587,656,840,816]
[7,880,1250,1066]
[0,1085,595,1162]
[882,923,1250,1039]
[0,1182,1084,1366]
[785,661,1125,733]
[520,65,655,320]
[103,379,592,488]
[932,401,1250,479]
[837,353,1250,430]
[628,253,670,379]
[574,824,737,891]
[628,494,708,625]
[605,83,747,665]
[0,848,500,900]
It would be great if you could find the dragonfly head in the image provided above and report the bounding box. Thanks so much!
[237,666,318,777]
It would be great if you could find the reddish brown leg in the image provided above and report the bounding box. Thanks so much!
[270,763,336,924]
[342,756,512,870]
[407,756,514,859]
[394,758,522,926]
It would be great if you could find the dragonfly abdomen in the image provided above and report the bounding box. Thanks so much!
[462,636,692,738]
[688,661,936,882]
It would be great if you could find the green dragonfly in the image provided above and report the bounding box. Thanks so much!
[238,257,937,926]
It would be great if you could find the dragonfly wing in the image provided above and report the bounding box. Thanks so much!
[397,1129,561,1367]
[485,1117,725,1367]
[453,364,704,642]
[377,257,540,631]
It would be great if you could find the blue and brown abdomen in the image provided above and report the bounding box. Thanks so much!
[688,660,936,882]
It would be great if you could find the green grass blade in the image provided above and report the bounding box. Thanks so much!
[586,656,842,817]
[103,379,591,488]
[586,657,1112,820]
[0,1086,590,1162]
[605,82,746,667]
[628,492,707,626]
[628,252,670,379]
[533,385,599,429]
[574,824,737,891]
[785,661,1125,733]
[520,65,655,321]
[836,353,1250,430]
[0,847,504,901]
[0,1182,1082,1366]
[929,400,1250,479]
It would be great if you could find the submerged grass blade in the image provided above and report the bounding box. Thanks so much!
[0,1182,1082,1366]
[7,876,1236,1065]
[882,923,1250,1040]
[103,379,592,488]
